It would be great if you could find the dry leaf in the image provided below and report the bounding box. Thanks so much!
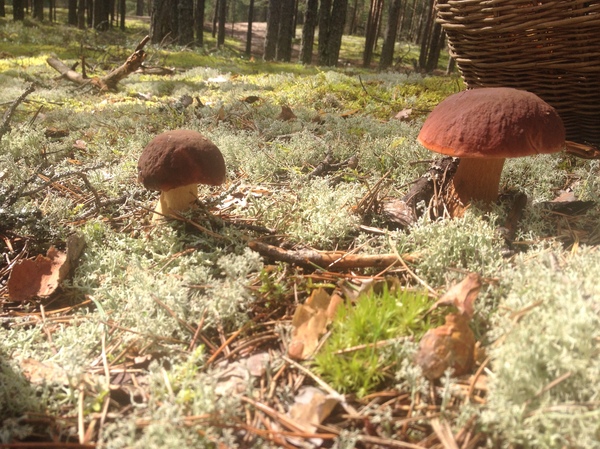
[429,272,481,318]
[416,313,476,380]
[7,233,85,302]
[288,386,341,434]
[19,358,69,385]
[394,108,413,121]
[288,288,340,360]
[340,109,359,118]
[277,105,297,121]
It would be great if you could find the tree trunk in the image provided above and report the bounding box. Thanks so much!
[77,0,86,28]
[178,0,194,45]
[195,0,205,46]
[119,0,126,29]
[347,0,359,35]
[300,0,318,64]
[217,0,226,47]
[0,0,5,17]
[425,22,444,72]
[325,0,348,66]
[264,0,280,61]
[245,0,254,56]
[33,0,43,20]
[379,0,402,70]
[417,0,434,69]
[150,0,173,44]
[67,0,77,24]
[362,0,383,67]
[276,0,295,61]
[136,0,144,15]
[94,0,110,31]
[317,0,332,65]
[13,0,25,20]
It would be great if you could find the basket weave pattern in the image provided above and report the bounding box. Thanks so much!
[435,0,600,145]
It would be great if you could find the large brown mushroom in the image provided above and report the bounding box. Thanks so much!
[138,129,226,221]
[418,87,565,215]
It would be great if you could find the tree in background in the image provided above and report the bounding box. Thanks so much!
[263,0,280,61]
[362,0,383,67]
[318,0,348,66]
[150,0,174,44]
[179,0,195,45]
[13,0,25,20]
[217,0,227,47]
[300,0,318,64]
[196,0,206,46]
[245,0,255,56]
[379,0,402,70]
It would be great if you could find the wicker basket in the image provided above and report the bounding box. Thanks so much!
[435,0,600,146]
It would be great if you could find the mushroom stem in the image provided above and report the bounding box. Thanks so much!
[451,157,506,205]
[153,184,199,221]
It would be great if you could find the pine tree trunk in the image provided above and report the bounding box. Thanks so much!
[245,0,254,55]
[33,0,44,20]
[276,0,295,61]
[379,0,402,70]
[362,0,383,67]
[300,0,318,64]
[217,0,226,47]
[325,0,348,66]
[317,0,333,65]
[150,0,173,43]
[136,0,144,15]
[264,0,280,61]
[195,0,205,46]
[77,0,85,28]
[425,22,444,72]
[13,0,25,20]
[68,0,77,24]
[178,0,194,45]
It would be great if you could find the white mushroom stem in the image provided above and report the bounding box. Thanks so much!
[152,184,199,221]
[451,157,506,205]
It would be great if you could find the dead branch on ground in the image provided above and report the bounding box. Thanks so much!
[0,83,36,140]
[248,240,417,269]
[47,35,150,91]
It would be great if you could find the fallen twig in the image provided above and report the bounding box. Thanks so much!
[0,83,36,140]
[248,240,417,269]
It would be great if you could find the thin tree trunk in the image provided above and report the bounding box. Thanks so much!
[77,0,85,28]
[245,0,254,56]
[362,0,383,67]
[417,0,434,69]
[425,23,444,72]
[325,0,348,66]
[136,0,144,15]
[195,0,205,46]
[276,0,295,61]
[217,0,226,47]
[379,0,402,70]
[317,0,332,65]
[300,0,318,64]
[119,0,126,29]
[264,0,280,61]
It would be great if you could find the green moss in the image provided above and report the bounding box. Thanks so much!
[313,286,435,397]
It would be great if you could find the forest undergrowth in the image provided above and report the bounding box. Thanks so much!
[1,17,599,449]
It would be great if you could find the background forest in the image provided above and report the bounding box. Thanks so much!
[1,1,600,449]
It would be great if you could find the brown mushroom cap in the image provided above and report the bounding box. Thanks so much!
[417,87,566,158]
[138,129,225,191]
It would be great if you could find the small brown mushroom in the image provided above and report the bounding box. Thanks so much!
[138,129,226,221]
[418,87,565,215]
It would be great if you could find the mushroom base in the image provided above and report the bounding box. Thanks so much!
[152,184,199,221]
[446,157,506,216]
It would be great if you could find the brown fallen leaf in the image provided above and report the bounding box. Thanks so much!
[429,272,481,318]
[288,386,341,434]
[7,233,85,302]
[19,358,69,385]
[288,288,341,360]
[241,95,261,104]
[415,313,476,380]
[277,105,297,121]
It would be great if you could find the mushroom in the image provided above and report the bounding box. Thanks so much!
[417,87,565,215]
[138,129,226,221]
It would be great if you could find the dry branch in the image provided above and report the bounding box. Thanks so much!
[248,240,417,269]
[47,35,150,91]
[0,83,36,139]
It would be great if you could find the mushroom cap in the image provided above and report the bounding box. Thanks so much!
[417,87,565,158]
[138,129,226,191]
